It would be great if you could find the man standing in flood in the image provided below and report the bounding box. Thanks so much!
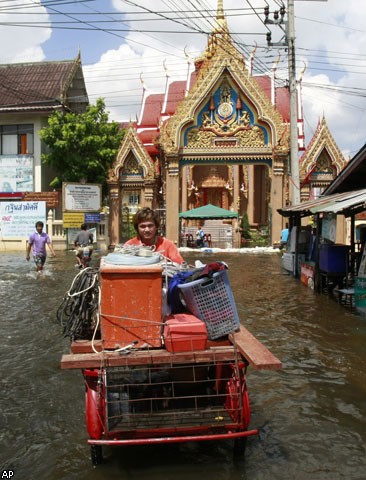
[26,221,56,272]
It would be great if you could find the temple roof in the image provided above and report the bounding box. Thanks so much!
[138,93,165,127]
[134,2,291,158]
[300,116,346,181]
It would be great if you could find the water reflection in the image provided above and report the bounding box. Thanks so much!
[0,251,365,479]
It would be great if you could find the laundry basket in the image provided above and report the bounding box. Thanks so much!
[177,269,240,340]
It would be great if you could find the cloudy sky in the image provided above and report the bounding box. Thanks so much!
[0,0,365,159]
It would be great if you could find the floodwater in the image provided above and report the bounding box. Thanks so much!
[1,250,365,480]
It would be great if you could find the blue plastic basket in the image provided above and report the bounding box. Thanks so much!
[177,269,240,340]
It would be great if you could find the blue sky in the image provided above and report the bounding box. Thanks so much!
[0,0,365,159]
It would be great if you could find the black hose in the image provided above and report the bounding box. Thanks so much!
[57,268,100,340]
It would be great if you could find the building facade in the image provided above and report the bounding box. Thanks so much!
[0,54,89,250]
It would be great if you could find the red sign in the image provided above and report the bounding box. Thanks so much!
[0,192,24,199]
[23,191,59,209]
[301,262,315,289]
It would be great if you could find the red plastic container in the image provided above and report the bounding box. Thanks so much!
[163,314,208,353]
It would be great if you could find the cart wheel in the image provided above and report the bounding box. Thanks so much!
[90,445,103,465]
[233,437,247,458]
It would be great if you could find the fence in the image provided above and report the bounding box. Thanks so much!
[0,210,109,252]
[48,210,109,251]
[181,222,234,249]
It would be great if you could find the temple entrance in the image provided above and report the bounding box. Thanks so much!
[205,188,225,207]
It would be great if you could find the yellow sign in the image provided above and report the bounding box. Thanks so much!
[63,212,85,228]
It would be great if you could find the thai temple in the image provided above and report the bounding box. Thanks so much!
[107,0,347,248]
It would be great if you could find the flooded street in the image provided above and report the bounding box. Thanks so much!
[1,250,365,480]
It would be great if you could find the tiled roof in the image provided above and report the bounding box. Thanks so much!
[254,75,271,100]
[139,93,165,127]
[0,58,83,111]
[164,80,187,116]
[254,76,290,122]
[274,86,290,122]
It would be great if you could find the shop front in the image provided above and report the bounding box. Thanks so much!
[278,188,366,311]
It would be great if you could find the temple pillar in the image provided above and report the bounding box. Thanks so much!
[247,165,255,224]
[165,156,180,244]
[182,166,188,212]
[108,183,120,247]
[233,165,241,247]
[233,165,239,211]
[143,180,155,209]
[271,155,286,245]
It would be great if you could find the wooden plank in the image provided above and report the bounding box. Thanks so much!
[206,338,231,348]
[71,338,231,354]
[229,326,282,370]
[60,346,236,370]
[71,339,103,354]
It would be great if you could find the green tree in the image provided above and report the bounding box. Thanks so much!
[241,212,251,240]
[40,98,124,192]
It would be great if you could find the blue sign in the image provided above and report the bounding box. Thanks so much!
[85,213,101,223]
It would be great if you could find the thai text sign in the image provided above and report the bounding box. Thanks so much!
[0,201,46,238]
[63,212,85,228]
[63,183,101,212]
[85,213,101,223]
[23,191,59,209]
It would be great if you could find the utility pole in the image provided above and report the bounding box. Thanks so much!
[287,0,300,205]
[265,1,300,206]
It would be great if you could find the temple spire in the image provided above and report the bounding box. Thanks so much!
[197,0,236,62]
[215,0,228,32]
[217,0,224,20]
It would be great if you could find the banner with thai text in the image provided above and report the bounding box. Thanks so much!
[0,201,46,238]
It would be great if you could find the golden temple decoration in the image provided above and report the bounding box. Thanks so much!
[108,125,155,183]
[123,156,143,176]
[186,125,265,148]
[187,129,215,148]
[241,165,248,197]
[160,34,288,157]
[201,166,226,188]
[300,117,346,180]
[236,127,265,146]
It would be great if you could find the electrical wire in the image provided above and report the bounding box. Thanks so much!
[57,267,100,340]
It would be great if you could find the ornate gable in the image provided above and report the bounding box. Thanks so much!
[160,17,288,157]
[183,76,271,152]
[300,116,347,187]
[108,125,155,183]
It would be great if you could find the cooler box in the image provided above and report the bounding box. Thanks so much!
[163,314,208,353]
[100,258,163,349]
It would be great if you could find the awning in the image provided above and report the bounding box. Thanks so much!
[179,204,238,219]
[278,188,366,218]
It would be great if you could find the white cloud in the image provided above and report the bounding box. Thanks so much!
[294,0,366,156]
[0,0,50,63]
